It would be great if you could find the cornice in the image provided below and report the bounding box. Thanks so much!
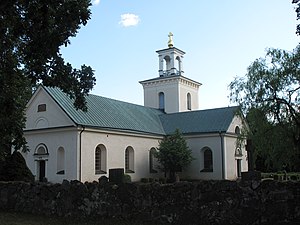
[140,75,201,89]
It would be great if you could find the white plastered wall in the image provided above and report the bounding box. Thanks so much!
[224,115,248,180]
[181,134,224,180]
[80,129,163,182]
[142,77,200,114]
[25,87,75,130]
[143,79,180,113]
[223,135,247,180]
[23,128,79,183]
[23,86,79,183]
[178,80,199,112]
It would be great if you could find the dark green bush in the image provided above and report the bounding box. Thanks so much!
[159,177,167,184]
[0,151,34,182]
[141,178,149,183]
[123,174,131,183]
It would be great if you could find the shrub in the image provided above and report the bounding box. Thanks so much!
[0,151,34,182]
[159,177,167,184]
[123,174,131,183]
[98,176,108,185]
[141,178,149,183]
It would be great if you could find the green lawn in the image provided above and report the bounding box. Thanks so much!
[0,211,156,225]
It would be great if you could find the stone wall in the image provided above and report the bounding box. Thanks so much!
[0,180,300,225]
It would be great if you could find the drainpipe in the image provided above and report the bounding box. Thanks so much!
[219,132,225,179]
[79,126,85,182]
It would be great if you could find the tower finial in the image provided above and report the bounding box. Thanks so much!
[168,32,174,48]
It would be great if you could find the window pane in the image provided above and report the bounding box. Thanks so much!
[203,148,213,172]
[95,147,101,174]
[37,104,46,112]
[125,149,129,170]
[159,92,165,110]
[125,147,134,173]
[187,93,191,110]
[149,148,157,173]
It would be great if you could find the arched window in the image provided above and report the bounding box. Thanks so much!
[176,56,182,75]
[187,93,191,110]
[234,126,242,157]
[159,92,165,111]
[34,144,48,155]
[235,126,240,135]
[201,147,213,172]
[95,144,107,174]
[57,147,65,175]
[164,55,171,74]
[125,146,134,173]
[149,148,158,173]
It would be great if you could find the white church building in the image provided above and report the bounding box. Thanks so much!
[23,35,248,183]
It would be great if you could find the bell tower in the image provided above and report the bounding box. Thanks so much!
[157,32,185,77]
[140,33,201,114]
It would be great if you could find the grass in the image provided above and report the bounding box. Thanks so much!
[0,211,157,225]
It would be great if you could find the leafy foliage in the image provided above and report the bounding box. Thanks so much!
[229,46,300,171]
[155,129,194,181]
[0,0,96,156]
[0,151,34,182]
[293,0,300,35]
[246,108,299,171]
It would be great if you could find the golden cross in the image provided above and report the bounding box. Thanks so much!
[168,32,174,48]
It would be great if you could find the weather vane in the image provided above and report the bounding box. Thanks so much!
[168,32,174,48]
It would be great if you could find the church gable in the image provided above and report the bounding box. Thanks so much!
[226,112,246,134]
[25,86,75,130]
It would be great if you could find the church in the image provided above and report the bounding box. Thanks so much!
[22,34,248,183]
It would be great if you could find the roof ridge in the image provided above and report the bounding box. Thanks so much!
[80,90,166,114]
[164,106,239,116]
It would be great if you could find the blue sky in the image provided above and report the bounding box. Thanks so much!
[61,0,299,110]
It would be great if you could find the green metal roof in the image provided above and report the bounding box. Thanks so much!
[44,86,166,135]
[159,107,239,135]
[43,86,238,136]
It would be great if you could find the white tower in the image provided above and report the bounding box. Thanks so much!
[140,33,201,114]
[157,32,185,77]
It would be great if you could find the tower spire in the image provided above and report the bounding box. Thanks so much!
[168,32,174,48]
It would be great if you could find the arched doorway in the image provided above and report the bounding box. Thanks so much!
[34,144,49,182]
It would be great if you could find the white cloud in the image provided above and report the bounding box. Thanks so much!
[92,0,100,5]
[119,13,140,27]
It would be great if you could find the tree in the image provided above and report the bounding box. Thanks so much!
[293,0,300,35]
[0,0,96,159]
[229,45,300,171]
[155,129,194,182]
[245,108,299,172]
